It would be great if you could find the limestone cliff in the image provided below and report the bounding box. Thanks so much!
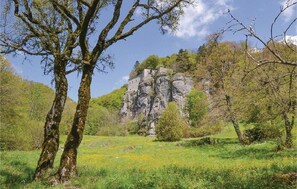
[120,68,193,135]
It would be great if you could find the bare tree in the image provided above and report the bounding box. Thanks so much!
[227,0,297,147]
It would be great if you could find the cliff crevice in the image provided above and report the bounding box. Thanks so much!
[120,68,193,135]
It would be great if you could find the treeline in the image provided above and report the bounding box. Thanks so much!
[129,49,197,79]
[0,56,76,150]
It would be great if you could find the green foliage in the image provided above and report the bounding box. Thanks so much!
[90,85,127,111]
[85,85,128,136]
[184,122,224,138]
[156,102,185,141]
[0,56,76,150]
[124,113,147,135]
[186,89,208,127]
[181,137,219,146]
[244,122,283,144]
[96,124,128,136]
[85,106,124,136]
[131,51,197,78]
[133,55,161,76]
[173,49,196,72]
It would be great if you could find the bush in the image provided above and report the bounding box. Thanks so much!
[97,124,128,136]
[186,89,208,127]
[122,113,148,135]
[181,137,218,146]
[243,122,283,143]
[184,122,224,138]
[155,102,186,141]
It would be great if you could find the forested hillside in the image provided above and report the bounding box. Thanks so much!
[0,56,76,150]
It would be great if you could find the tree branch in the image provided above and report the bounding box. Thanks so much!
[92,0,123,60]
[79,0,101,58]
[49,0,81,28]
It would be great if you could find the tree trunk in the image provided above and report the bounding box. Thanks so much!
[33,61,68,180]
[53,64,93,183]
[283,112,294,148]
[225,95,244,144]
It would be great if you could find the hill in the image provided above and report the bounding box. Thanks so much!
[0,56,76,150]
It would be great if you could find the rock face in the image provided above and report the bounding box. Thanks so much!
[121,68,193,135]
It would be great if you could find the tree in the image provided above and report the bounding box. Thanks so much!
[196,38,246,144]
[186,89,208,127]
[2,0,194,181]
[135,55,161,75]
[0,0,85,179]
[49,0,194,183]
[0,56,62,151]
[175,49,195,72]
[156,102,185,141]
[228,0,297,147]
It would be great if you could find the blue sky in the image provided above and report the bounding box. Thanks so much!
[6,0,297,101]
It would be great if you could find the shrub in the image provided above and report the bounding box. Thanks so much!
[123,113,148,135]
[181,137,218,146]
[184,122,224,138]
[243,122,283,143]
[123,119,137,134]
[97,124,128,136]
[186,89,208,127]
[155,102,186,141]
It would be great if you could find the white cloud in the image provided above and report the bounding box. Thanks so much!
[115,75,129,87]
[174,0,234,38]
[284,35,297,45]
[121,75,129,83]
[280,0,297,22]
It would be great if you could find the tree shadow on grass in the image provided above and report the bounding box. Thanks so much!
[217,144,297,160]
[181,137,297,160]
[180,137,239,147]
[218,142,297,160]
[0,160,35,188]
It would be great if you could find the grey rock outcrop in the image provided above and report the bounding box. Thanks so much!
[121,68,193,135]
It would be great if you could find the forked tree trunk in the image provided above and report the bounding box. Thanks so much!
[53,64,94,183]
[225,94,244,144]
[33,61,68,180]
[283,112,295,148]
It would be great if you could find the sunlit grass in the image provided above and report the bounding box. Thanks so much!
[1,125,296,188]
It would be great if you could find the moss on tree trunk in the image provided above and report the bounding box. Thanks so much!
[53,65,93,183]
[33,61,68,180]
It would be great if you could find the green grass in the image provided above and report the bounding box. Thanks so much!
[1,125,296,189]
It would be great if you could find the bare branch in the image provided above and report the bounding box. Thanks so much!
[228,10,297,67]
[106,0,186,49]
[49,0,81,27]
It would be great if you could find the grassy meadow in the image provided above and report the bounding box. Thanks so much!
[0,126,296,189]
